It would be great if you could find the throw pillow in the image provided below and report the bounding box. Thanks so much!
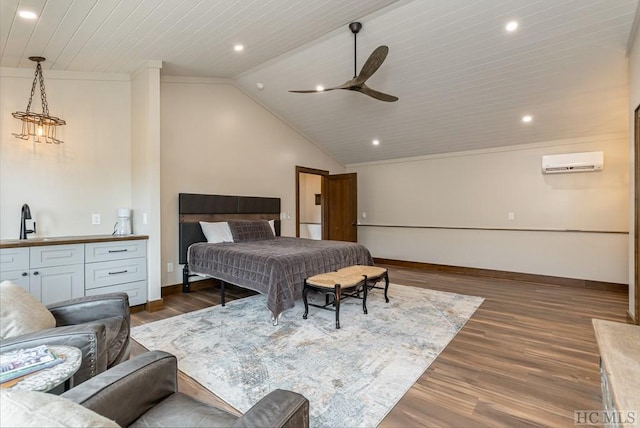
[0,281,56,340]
[0,390,120,427]
[199,221,234,243]
[227,220,275,242]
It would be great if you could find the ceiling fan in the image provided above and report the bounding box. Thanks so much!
[289,22,398,102]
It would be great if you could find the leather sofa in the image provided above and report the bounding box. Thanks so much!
[62,350,310,428]
[0,292,131,386]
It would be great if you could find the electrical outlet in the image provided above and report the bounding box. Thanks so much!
[167,262,174,273]
[92,214,101,225]
[507,212,515,221]
[362,212,367,218]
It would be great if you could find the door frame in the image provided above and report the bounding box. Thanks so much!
[295,166,329,238]
[634,104,639,324]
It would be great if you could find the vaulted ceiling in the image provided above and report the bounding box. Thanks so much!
[1,0,638,164]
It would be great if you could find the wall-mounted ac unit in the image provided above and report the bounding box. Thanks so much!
[541,151,604,174]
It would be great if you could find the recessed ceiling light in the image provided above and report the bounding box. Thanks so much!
[233,44,244,52]
[316,85,324,92]
[256,82,265,90]
[506,21,518,32]
[522,115,533,123]
[372,139,380,146]
[18,10,37,20]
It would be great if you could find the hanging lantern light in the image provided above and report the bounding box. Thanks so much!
[12,56,66,144]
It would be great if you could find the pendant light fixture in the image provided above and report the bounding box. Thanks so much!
[12,56,66,144]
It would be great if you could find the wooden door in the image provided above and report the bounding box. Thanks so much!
[324,173,358,242]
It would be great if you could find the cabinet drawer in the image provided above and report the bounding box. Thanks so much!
[0,248,29,272]
[85,240,146,263]
[30,244,84,268]
[85,258,146,289]
[85,280,147,306]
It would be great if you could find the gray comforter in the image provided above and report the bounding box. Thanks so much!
[188,237,373,319]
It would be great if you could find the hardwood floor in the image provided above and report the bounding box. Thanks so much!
[130,266,629,427]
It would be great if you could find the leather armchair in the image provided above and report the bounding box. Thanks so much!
[62,350,310,428]
[0,293,131,386]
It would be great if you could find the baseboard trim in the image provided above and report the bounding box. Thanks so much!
[130,304,146,314]
[145,298,164,312]
[627,310,638,325]
[374,258,628,292]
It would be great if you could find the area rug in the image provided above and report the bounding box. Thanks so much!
[132,284,483,427]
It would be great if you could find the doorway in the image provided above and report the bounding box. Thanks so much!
[296,167,359,242]
[296,166,328,239]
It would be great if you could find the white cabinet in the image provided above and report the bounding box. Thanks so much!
[85,240,147,306]
[0,247,30,291]
[30,264,85,305]
[0,245,84,304]
[0,238,147,307]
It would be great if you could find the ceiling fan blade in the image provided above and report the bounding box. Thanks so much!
[289,80,353,94]
[357,84,398,102]
[354,45,389,85]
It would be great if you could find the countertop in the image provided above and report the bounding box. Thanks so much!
[592,319,640,425]
[0,234,148,248]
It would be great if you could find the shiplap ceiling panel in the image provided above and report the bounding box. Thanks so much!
[0,0,637,163]
[15,0,74,69]
[236,0,637,163]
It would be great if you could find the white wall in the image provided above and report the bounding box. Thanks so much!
[349,135,629,284]
[160,77,345,286]
[629,24,640,318]
[0,68,131,239]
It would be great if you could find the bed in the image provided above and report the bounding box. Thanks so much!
[179,193,374,322]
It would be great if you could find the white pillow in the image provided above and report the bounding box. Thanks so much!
[0,281,56,340]
[199,221,233,243]
[268,220,276,236]
[0,390,120,427]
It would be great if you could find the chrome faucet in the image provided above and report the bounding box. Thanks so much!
[20,204,36,239]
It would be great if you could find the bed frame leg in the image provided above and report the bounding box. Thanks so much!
[220,280,226,306]
[182,264,190,293]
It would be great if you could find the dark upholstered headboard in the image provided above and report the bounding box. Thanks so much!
[178,193,281,264]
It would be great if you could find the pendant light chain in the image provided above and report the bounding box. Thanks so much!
[25,65,39,113]
[37,62,50,116]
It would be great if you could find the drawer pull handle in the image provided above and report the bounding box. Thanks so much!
[108,249,128,253]
[108,270,128,275]
[33,271,39,276]
[21,272,28,277]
